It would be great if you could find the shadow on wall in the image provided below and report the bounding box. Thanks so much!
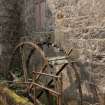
[0,0,24,74]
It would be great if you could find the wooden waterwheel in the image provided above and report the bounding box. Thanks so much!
[7,37,83,105]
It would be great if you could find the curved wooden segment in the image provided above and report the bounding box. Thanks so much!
[9,42,48,71]
[26,48,35,70]
[8,42,48,72]
[8,41,48,94]
[13,42,48,64]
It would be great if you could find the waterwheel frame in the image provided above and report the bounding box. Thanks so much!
[7,40,83,105]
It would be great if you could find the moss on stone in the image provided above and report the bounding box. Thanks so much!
[0,84,34,105]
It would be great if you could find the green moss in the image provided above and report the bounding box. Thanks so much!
[0,85,33,105]
[5,88,32,105]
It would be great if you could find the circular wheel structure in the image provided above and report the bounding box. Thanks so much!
[8,41,48,92]
[8,39,83,105]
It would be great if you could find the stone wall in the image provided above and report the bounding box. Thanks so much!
[51,0,105,104]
